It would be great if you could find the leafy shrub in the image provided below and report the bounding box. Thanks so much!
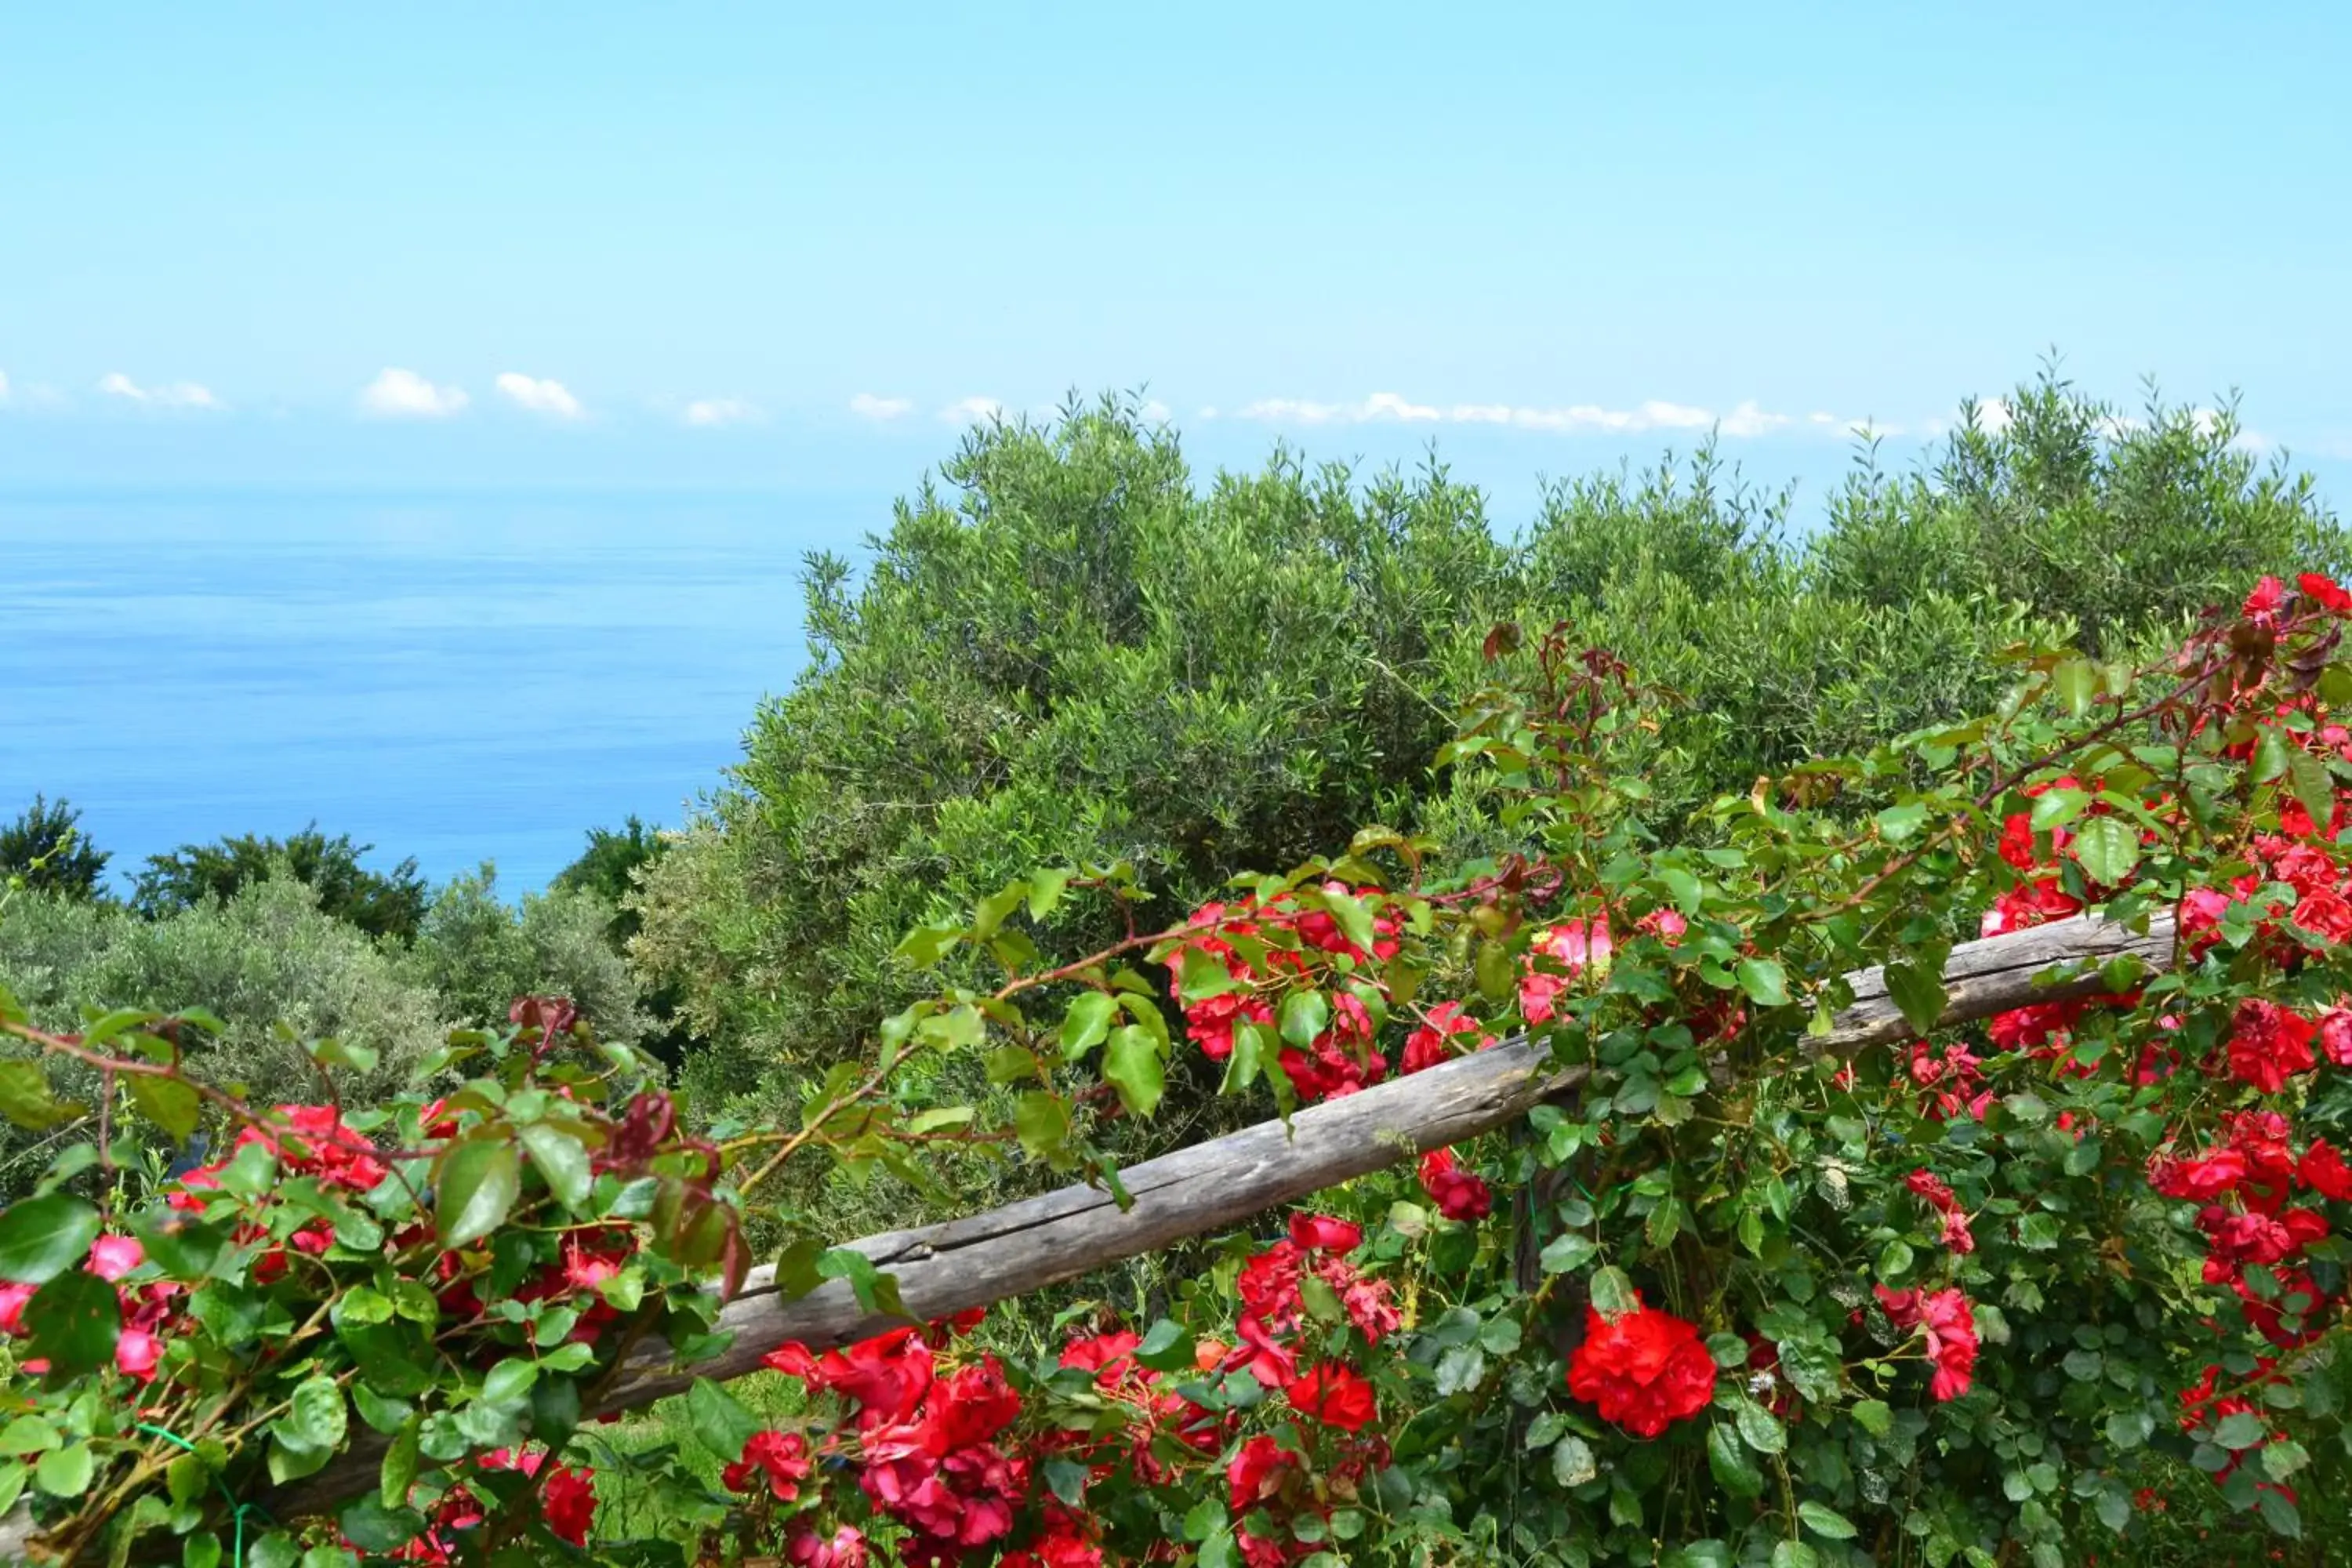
[11,581,2352,1566]
[0,796,110,902]
[9,876,445,1100]
[131,824,430,942]
[636,376,2344,1141]
[405,866,649,1047]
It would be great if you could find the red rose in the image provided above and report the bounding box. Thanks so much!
[1400,1001,1491,1073]
[722,1429,812,1501]
[1226,1433,1301,1515]
[89,1236,144,1283]
[1287,1214,1362,1254]
[2304,1139,2352,1202]
[2227,1000,2317,1094]
[541,1463,597,1548]
[1417,1147,1494,1222]
[2294,887,2352,945]
[2321,1008,2352,1067]
[1876,1286,1979,1401]
[1286,1363,1378,1433]
[787,1526,869,1568]
[1566,1295,1715,1437]
[2301,573,2352,613]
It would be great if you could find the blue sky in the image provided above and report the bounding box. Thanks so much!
[5,2,2349,499]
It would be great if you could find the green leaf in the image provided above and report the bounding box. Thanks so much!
[26,1269,118,1377]
[434,1138,521,1247]
[1883,962,1947,1036]
[815,1247,907,1318]
[1733,1397,1786,1455]
[246,1534,300,1568]
[1551,1433,1597,1487]
[2070,814,2141,887]
[1058,993,1118,1062]
[1013,1091,1072,1160]
[1734,957,1791,1007]
[517,1123,592,1211]
[1177,947,1239,1004]
[2287,747,2336,834]
[282,1373,348,1454]
[686,1377,762,1464]
[1588,1265,1638,1316]
[1707,1424,1764,1498]
[481,1357,538,1407]
[1278,990,1330,1049]
[2212,1410,2269,1450]
[1537,1233,1596,1275]
[350,1385,411,1436]
[893,921,964,967]
[1433,1345,1486,1396]
[0,1193,101,1283]
[0,1061,81,1131]
[334,1286,394,1330]
[1851,1398,1893,1438]
[2257,1484,2303,1539]
[1321,889,1377,956]
[1798,1501,1857,1540]
[1026,868,1073,921]
[133,1209,227,1281]
[2262,1438,2311,1482]
[33,1443,93,1497]
[2052,657,2100,718]
[0,1417,58,1456]
[1772,1543,1821,1568]
[2030,787,2089,830]
[339,1497,425,1553]
[124,1075,202,1142]
[1875,800,1929,841]
[1103,1026,1166,1118]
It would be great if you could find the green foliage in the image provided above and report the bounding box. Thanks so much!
[131,825,430,943]
[637,376,2345,1133]
[405,866,648,1047]
[0,796,110,902]
[0,877,443,1127]
[554,817,669,947]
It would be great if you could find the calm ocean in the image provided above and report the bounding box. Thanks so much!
[0,488,868,895]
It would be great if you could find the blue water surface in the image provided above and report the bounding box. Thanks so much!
[1,488,869,893]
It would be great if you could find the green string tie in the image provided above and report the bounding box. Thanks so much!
[132,1423,278,1567]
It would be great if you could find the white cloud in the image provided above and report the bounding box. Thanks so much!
[682,397,759,427]
[0,369,9,403]
[1717,401,1790,438]
[1236,393,1813,437]
[1196,405,1220,420]
[1140,398,1172,423]
[940,395,1007,424]
[360,368,468,419]
[495,372,584,419]
[1237,397,1345,424]
[849,393,913,420]
[1969,397,2014,434]
[98,372,221,409]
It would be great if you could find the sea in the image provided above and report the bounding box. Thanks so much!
[0,488,869,895]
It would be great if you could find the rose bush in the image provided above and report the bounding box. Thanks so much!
[5,575,2352,1564]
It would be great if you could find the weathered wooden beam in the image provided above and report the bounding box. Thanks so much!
[6,910,2174,1559]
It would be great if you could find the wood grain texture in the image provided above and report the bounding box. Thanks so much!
[1,910,2174,1561]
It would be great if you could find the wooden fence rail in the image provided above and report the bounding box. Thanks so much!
[5,910,2176,1561]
